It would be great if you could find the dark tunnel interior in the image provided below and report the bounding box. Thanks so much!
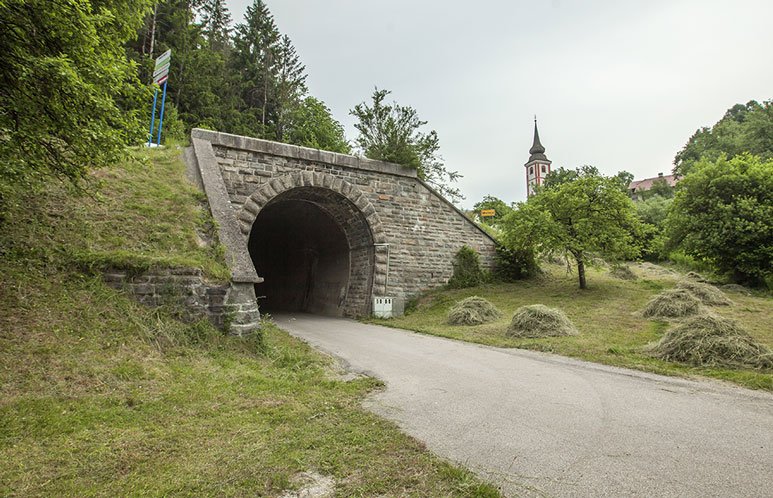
[249,198,351,316]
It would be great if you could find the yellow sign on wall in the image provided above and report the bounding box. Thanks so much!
[480,209,496,217]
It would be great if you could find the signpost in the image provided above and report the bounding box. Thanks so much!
[148,49,171,146]
[480,209,496,218]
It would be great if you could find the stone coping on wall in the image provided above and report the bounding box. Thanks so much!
[191,128,418,179]
[190,128,497,247]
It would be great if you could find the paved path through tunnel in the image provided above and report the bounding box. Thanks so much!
[273,314,773,497]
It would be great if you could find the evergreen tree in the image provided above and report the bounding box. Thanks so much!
[200,0,232,53]
[232,0,280,137]
[274,34,307,141]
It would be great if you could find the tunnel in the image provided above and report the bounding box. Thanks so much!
[248,187,376,317]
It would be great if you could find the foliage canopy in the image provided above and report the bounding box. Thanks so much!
[0,0,152,190]
[665,154,772,286]
[674,100,773,176]
[350,88,462,202]
[502,174,641,289]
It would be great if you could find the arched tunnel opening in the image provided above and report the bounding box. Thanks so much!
[248,187,375,317]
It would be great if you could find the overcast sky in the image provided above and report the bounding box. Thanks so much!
[226,0,773,207]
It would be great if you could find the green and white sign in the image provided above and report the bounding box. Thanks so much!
[153,49,171,84]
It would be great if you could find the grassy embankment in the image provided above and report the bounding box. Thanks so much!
[0,148,499,497]
[371,265,772,391]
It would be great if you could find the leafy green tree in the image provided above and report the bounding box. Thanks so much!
[645,177,674,199]
[543,166,634,194]
[674,100,773,176]
[502,175,641,289]
[350,88,462,202]
[472,195,512,225]
[541,165,599,190]
[665,154,772,286]
[635,194,673,260]
[286,97,350,153]
[0,0,152,191]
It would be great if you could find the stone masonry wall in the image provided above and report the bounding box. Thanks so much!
[103,268,231,330]
[200,131,497,300]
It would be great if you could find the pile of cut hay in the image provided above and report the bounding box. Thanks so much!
[676,280,732,306]
[610,265,637,280]
[506,304,578,338]
[685,271,709,282]
[447,296,502,326]
[720,284,752,296]
[647,315,773,370]
[641,289,703,319]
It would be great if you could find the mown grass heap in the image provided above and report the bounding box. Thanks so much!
[647,315,773,370]
[685,271,709,282]
[447,296,502,326]
[641,288,703,319]
[676,280,732,306]
[506,304,578,338]
[610,265,637,280]
[720,283,752,295]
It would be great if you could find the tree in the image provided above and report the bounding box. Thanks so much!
[0,0,152,191]
[200,0,232,53]
[674,100,773,176]
[502,175,641,289]
[665,154,772,286]
[350,88,462,202]
[542,165,634,194]
[273,34,307,141]
[472,195,512,225]
[231,0,281,137]
[285,97,350,153]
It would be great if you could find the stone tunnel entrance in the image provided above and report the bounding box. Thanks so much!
[248,187,376,317]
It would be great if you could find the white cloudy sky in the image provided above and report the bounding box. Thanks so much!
[225,0,773,207]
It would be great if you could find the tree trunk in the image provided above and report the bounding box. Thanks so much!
[576,256,587,289]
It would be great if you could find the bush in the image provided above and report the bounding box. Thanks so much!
[665,154,773,287]
[493,245,538,282]
[647,315,773,369]
[641,289,703,319]
[447,296,502,326]
[676,280,732,306]
[506,304,578,338]
[447,246,485,289]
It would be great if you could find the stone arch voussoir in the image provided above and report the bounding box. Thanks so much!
[237,173,389,301]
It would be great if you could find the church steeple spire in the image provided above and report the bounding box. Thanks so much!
[523,117,552,198]
[528,117,547,161]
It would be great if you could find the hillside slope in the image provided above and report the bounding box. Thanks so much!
[0,149,499,496]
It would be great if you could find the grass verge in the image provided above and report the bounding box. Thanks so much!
[369,264,773,391]
[0,148,500,496]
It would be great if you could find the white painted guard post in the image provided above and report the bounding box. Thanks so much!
[148,49,171,146]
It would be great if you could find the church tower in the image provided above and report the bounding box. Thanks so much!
[524,118,552,197]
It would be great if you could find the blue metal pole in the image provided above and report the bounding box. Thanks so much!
[156,81,168,146]
[148,87,159,146]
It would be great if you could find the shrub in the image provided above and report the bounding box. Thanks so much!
[647,315,773,369]
[641,289,703,319]
[676,280,732,306]
[506,304,578,338]
[447,296,502,326]
[447,246,485,289]
[493,245,538,282]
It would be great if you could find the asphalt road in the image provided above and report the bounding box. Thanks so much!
[273,313,773,498]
